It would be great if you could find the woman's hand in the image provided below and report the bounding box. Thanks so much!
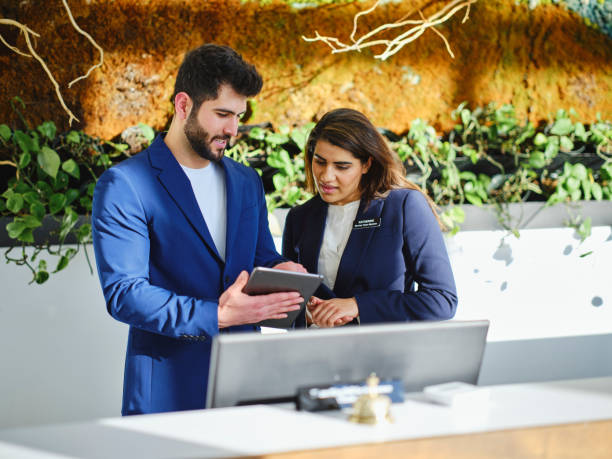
[307,297,358,327]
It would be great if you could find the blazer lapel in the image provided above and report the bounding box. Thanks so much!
[222,157,242,263]
[297,196,327,273]
[149,136,222,263]
[333,198,385,296]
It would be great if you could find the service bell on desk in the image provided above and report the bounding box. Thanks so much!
[349,373,394,425]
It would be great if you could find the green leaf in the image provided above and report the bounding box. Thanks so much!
[97,153,111,167]
[581,179,591,201]
[35,270,50,284]
[572,163,587,181]
[6,193,24,213]
[14,181,31,193]
[30,202,46,219]
[38,146,61,178]
[77,223,92,242]
[18,228,34,243]
[533,132,548,146]
[577,217,592,241]
[87,183,96,197]
[459,171,477,181]
[22,191,38,205]
[53,171,69,191]
[248,127,266,140]
[37,121,57,141]
[65,188,80,206]
[290,123,314,151]
[565,177,580,192]
[18,152,31,169]
[529,152,546,169]
[465,192,483,206]
[0,124,11,141]
[23,215,42,228]
[592,182,603,201]
[460,108,471,126]
[54,256,69,273]
[49,193,66,214]
[544,141,559,159]
[574,123,588,142]
[61,159,80,179]
[6,220,26,239]
[551,118,573,136]
[13,130,32,154]
[137,123,155,143]
[59,207,78,241]
[66,130,80,144]
[36,181,54,198]
[559,136,574,152]
[272,173,288,191]
[570,189,581,201]
[79,196,92,211]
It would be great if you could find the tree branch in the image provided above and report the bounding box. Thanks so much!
[303,0,477,61]
[0,1,104,125]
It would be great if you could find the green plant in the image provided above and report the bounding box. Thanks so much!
[0,99,130,283]
[226,123,315,213]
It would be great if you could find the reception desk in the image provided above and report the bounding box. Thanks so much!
[1,376,611,458]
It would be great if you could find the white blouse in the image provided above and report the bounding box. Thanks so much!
[317,200,360,289]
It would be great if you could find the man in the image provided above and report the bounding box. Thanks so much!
[92,44,304,415]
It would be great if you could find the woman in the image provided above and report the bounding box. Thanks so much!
[282,108,457,328]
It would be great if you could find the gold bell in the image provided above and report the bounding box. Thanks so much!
[349,373,394,425]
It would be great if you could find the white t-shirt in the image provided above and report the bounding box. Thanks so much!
[181,162,227,261]
[317,200,360,289]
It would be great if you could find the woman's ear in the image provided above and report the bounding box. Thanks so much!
[362,157,373,175]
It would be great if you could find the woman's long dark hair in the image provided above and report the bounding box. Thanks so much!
[304,108,444,229]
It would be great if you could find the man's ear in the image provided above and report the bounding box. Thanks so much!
[174,92,192,121]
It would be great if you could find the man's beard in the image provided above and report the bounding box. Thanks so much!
[184,112,229,163]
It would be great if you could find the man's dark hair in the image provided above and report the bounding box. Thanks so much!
[172,44,263,108]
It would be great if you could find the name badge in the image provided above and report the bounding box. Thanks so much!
[353,217,381,229]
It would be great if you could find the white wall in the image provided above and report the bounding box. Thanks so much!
[0,247,127,429]
[448,225,612,341]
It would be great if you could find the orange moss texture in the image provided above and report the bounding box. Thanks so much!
[0,0,610,139]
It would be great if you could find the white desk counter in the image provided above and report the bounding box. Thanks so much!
[1,377,611,459]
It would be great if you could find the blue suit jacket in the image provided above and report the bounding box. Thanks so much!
[92,135,284,415]
[282,189,457,326]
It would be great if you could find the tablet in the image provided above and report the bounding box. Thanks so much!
[243,267,324,329]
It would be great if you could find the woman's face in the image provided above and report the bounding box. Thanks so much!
[312,140,371,205]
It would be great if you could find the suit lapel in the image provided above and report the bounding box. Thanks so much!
[149,136,222,263]
[298,196,327,273]
[222,157,242,263]
[333,198,385,296]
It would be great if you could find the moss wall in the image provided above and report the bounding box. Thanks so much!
[0,0,610,138]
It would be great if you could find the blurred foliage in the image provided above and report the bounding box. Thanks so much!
[2,100,610,283]
[520,0,612,37]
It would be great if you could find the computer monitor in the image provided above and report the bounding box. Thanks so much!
[206,320,490,408]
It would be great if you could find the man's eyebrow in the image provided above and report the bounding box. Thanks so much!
[214,108,246,116]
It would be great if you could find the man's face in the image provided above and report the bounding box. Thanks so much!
[184,84,247,162]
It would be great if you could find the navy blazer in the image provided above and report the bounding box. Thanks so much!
[282,189,457,326]
[92,135,284,415]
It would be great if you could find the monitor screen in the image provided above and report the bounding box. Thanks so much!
[206,320,490,409]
